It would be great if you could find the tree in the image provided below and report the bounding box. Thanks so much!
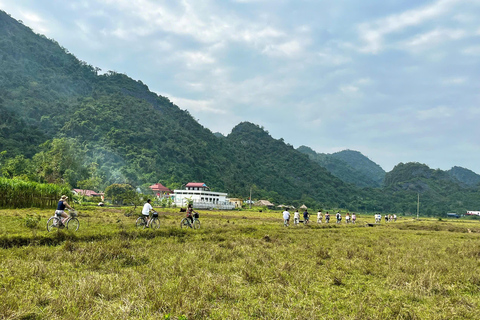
[104,183,137,205]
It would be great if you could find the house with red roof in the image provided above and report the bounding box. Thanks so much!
[72,189,104,199]
[149,183,172,197]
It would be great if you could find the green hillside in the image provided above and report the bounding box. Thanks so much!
[0,10,359,208]
[448,166,480,187]
[1,10,480,214]
[383,162,480,215]
[297,146,385,187]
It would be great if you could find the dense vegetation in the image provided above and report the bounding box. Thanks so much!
[297,146,385,188]
[0,177,72,208]
[1,207,480,319]
[1,10,480,214]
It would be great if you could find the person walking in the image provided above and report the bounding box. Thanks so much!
[336,212,342,224]
[283,208,291,227]
[325,212,330,223]
[317,210,323,224]
[294,209,300,226]
[303,209,310,225]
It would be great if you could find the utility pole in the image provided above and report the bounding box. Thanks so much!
[416,193,420,219]
[249,187,252,209]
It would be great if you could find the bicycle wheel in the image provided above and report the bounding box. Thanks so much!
[149,218,160,229]
[180,218,190,229]
[47,216,60,232]
[136,217,147,229]
[66,218,80,231]
[193,219,200,229]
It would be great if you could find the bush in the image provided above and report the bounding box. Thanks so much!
[24,214,41,229]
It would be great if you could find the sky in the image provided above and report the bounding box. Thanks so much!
[1,0,479,173]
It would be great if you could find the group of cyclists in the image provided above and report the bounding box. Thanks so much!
[141,198,198,228]
[54,196,199,229]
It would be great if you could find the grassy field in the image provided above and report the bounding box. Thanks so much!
[1,207,480,320]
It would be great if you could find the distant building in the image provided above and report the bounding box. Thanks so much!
[466,211,480,216]
[229,198,243,208]
[255,200,275,209]
[173,182,234,209]
[72,189,102,197]
[447,213,461,218]
[149,183,172,197]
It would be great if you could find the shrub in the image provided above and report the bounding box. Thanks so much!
[24,214,41,229]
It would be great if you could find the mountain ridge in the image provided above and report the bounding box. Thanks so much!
[1,9,480,214]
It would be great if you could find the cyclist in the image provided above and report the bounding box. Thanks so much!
[142,199,154,226]
[55,195,74,226]
[186,204,198,226]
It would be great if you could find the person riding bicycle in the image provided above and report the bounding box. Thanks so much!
[142,199,155,226]
[186,204,198,225]
[55,195,73,226]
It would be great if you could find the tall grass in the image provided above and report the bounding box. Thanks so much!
[1,207,480,319]
[0,178,72,208]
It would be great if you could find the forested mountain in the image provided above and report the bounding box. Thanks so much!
[1,10,480,214]
[0,10,359,208]
[382,162,480,215]
[447,166,480,187]
[297,146,385,187]
[0,10,234,190]
[225,123,360,208]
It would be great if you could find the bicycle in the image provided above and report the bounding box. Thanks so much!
[47,210,79,232]
[180,214,200,229]
[136,211,160,229]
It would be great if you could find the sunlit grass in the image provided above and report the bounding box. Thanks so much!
[1,206,480,319]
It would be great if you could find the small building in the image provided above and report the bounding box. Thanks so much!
[173,182,234,209]
[466,211,480,216]
[447,213,461,218]
[255,200,275,209]
[149,183,172,197]
[72,189,102,197]
[229,198,243,208]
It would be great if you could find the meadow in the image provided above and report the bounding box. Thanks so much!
[1,207,480,320]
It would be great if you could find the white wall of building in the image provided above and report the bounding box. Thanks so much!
[173,189,234,209]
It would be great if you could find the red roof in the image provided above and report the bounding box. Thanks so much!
[186,182,208,188]
[73,189,102,196]
[149,183,171,192]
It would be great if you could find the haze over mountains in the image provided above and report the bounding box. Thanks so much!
[1,10,479,214]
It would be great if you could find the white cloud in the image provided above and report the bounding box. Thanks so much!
[416,106,454,120]
[317,51,351,66]
[403,28,465,50]
[262,40,303,57]
[18,11,49,33]
[441,77,467,85]
[181,51,215,68]
[167,96,227,115]
[340,85,359,93]
[357,0,461,53]
[462,45,480,55]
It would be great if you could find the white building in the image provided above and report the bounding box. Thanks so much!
[173,182,235,209]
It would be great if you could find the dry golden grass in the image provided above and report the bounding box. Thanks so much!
[1,207,480,319]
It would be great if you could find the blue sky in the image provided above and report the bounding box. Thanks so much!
[1,0,479,173]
